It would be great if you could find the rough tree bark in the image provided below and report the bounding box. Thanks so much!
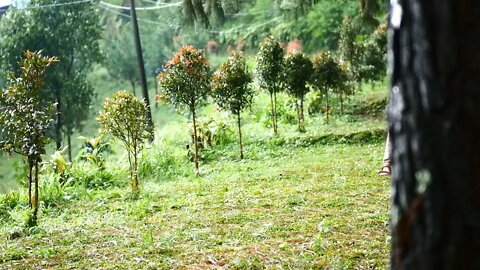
[389,0,480,269]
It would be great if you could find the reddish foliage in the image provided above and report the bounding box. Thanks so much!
[287,38,302,53]
[206,41,218,54]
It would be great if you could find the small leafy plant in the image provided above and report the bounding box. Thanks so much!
[255,36,284,135]
[283,51,313,132]
[212,51,254,159]
[311,52,344,122]
[0,50,58,224]
[159,45,211,171]
[97,91,150,193]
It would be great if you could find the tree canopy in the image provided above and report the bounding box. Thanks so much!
[0,0,103,158]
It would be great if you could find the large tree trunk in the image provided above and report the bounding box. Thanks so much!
[389,1,480,269]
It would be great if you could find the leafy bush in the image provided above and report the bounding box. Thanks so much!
[159,45,212,171]
[68,163,119,190]
[98,91,150,193]
[0,191,24,220]
[255,36,284,135]
[193,117,235,148]
[311,51,345,121]
[212,51,254,158]
[77,134,112,170]
[0,51,57,224]
[283,51,313,131]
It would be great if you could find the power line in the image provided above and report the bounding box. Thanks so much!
[99,4,177,28]
[6,0,92,10]
[99,0,180,11]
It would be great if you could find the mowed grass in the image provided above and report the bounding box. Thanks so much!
[0,140,390,269]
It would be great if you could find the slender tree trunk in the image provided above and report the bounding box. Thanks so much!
[269,92,277,135]
[55,89,62,150]
[130,80,136,97]
[133,147,139,192]
[237,112,244,159]
[127,150,134,190]
[339,92,344,114]
[300,96,305,132]
[192,107,199,171]
[67,131,72,162]
[32,160,39,225]
[273,89,278,135]
[154,75,158,109]
[389,0,480,269]
[28,161,32,208]
[296,98,301,131]
[325,90,329,123]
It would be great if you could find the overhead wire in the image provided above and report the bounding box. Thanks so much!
[98,0,181,11]
[5,0,92,10]
[4,0,277,38]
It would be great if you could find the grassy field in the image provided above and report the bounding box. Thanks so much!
[0,135,390,269]
[0,63,391,269]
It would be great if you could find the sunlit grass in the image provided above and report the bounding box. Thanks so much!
[0,137,390,269]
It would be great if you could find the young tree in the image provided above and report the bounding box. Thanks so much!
[0,0,103,155]
[389,1,480,268]
[159,45,211,171]
[311,51,343,122]
[97,91,150,193]
[283,51,313,132]
[360,21,388,87]
[0,51,57,224]
[105,25,140,97]
[212,51,253,159]
[255,36,284,135]
[338,15,363,91]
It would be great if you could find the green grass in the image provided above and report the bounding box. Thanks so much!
[0,145,389,269]
[0,125,390,269]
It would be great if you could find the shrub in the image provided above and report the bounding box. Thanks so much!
[283,51,313,132]
[98,91,150,193]
[212,51,254,158]
[0,51,57,224]
[159,45,211,171]
[255,36,284,135]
